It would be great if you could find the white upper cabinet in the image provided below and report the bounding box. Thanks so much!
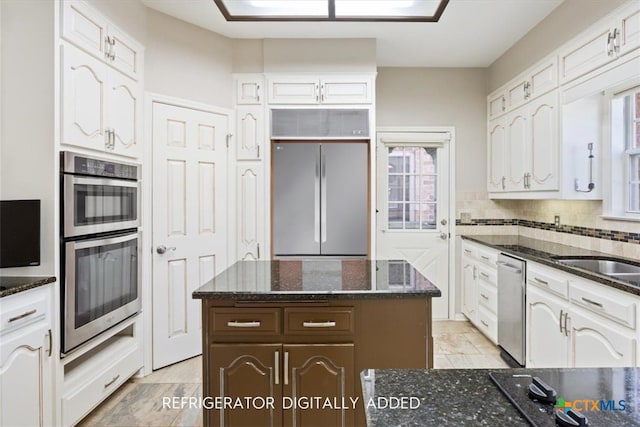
[559,1,640,84]
[528,91,559,191]
[505,108,528,191]
[267,75,373,105]
[62,0,143,80]
[236,77,264,105]
[487,90,507,120]
[487,119,506,192]
[62,44,142,158]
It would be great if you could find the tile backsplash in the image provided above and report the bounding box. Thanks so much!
[455,192,640,259]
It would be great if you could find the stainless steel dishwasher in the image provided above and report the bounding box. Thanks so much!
[497,253,526,367]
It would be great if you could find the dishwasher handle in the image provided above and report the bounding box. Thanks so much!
[497,261,522,274]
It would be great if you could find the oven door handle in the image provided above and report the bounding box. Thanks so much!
[66,231,140,250]
[66,174,139,188]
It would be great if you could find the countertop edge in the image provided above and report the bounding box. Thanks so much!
[192,290,441,300]
[461,235,640,296]
[0,276,57,299]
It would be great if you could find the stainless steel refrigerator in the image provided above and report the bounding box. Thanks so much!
[273,142,368,256]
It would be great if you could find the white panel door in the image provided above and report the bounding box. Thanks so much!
[505,109,528,191]
[528,91,559,191]
[526,286,570,368]
[152,102,229,369]
[376,131,451,319]
[61,43,107,152]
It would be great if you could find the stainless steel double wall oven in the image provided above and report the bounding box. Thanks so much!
[60,151,141,355]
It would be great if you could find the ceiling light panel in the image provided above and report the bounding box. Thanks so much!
[214,0,449,21]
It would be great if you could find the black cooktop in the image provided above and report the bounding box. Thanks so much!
[490,369,640,426]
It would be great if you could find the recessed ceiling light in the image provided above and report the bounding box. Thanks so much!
[213,0,449,22]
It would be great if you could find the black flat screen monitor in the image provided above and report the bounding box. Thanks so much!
[0,200,41,268]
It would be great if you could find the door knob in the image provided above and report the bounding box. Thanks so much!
[440,232,448,240]
[440,219,447,226]
[156,245,176,254]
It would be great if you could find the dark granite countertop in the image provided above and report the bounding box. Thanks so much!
[193,259,441,300]
[361,368,640,426]
[0,276,56,298]
[462,235,640,296]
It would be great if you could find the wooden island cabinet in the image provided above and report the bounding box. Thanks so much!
[193,260,440,427]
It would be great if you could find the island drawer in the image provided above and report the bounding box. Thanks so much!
[284,307,354,336]
[210,307,281,335]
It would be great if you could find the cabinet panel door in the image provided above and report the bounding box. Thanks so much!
[461,256,476,322]
[61,44,107,152]
[109,70,142,158]
[237,79,263,105]
[506,79,528,111]
[61,0,109,61]
[283,344,354,427]
[617,4,640,56]
[268,79,318,104]
[526,286,570,368]
[210,344,283,427]
[528,92,558,191]
[570,309,637,368]
[529,56,558,99]
[237,163,265,261]
[236,107,264,160]
[505,110,528,191]
[0,325,49,427]
[487,119,506,192]
[487,91,506,120]
[108,25,143,81]
[320,77,372,104]
[559,21,614,84]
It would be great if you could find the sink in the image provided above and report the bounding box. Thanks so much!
[553,257,640,276]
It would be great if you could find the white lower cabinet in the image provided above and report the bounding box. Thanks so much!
[526,263,639,368]
[0,285,53,427]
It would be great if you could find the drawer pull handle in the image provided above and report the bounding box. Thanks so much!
[274,351,279,385]
[534,277,548,285]
[464,249,472,254]
[302,321,336,328]
[284,351,289,385]
[581,297,603,308]
[480,293,489,300]
[227,321,261,328]
[104,375,120,388]
[480,320,489,327]
[481,256,490,261]
[8,309,37,323]
[480,272,490,279]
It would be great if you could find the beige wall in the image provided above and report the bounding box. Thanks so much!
[0,0,56,275]
[488,0,627,92]
[376,67,488,193]
[233,39,264,73]
[263,39,376,73]
[87,0,147,44]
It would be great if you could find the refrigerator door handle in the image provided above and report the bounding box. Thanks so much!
[314,155,320,243]
[321,152,327,243]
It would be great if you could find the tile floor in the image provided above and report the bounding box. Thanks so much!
[78,320,508,426]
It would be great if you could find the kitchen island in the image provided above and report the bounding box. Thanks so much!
[362,368,640,426]
[192,259,440,427]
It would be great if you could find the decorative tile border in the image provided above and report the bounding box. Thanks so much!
[456,218,640,244]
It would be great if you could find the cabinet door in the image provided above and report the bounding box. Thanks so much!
[268,78,319,104]
[283,344,355,427]
[237,163,265,261]
[487,119,506,192]
[506,79,528,111]
[559,20,615,84]
[210,344,283,427]
[107,25,143,81]
[61,0,109,62]
[61,44,108,152]
[529,56,558,99]
[526,286,570,368]
[528,91,558,191]
[237,78,263,105]
[505,109,528,191]
[0,325,50,427]
[461,256,476,322]
[487,91,506,120]
[320,77,372,104]
[236,107,264,160]
[109,69,142,158]
[570,309,637,368]
[616,3,640,56]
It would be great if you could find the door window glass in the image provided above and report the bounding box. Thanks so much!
[387,146,437,230]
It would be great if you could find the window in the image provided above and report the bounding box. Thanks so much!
[387,146,437,230]
[609,85,640,219]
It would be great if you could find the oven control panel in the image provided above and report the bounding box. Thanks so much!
[61,152,139,180]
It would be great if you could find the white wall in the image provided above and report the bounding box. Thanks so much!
[233,39,264,73]
[376,67,487,193]
[263,38,376,73]
[0,0,56,275]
